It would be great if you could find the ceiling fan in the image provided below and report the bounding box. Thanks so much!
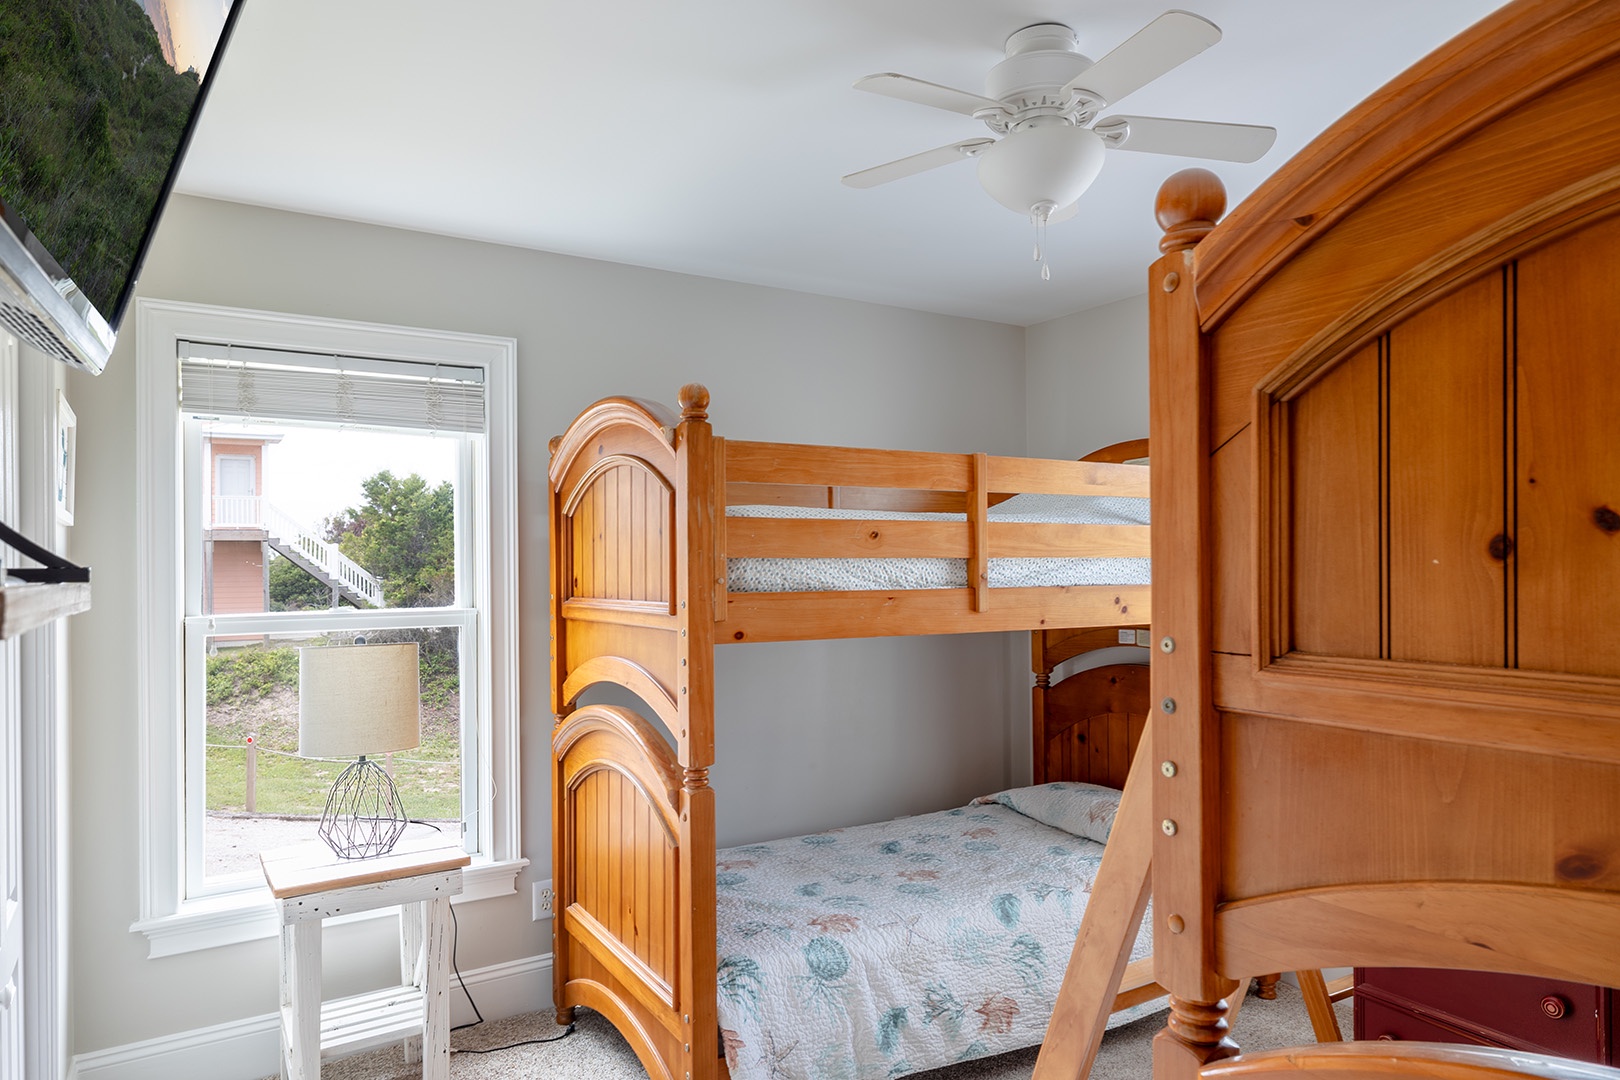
[842,11,1276,277]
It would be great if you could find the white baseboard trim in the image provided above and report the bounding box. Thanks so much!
[70,952,552,1080]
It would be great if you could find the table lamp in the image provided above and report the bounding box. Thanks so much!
[298,641,421,859]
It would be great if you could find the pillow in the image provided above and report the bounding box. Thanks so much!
[987,492,1149,526]
[971,781,1122,845]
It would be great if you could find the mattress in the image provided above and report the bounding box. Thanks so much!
[725,492,1150,593]
[713,782,1157,1080]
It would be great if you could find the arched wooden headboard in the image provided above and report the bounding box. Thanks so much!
[1144,1,1620,1077]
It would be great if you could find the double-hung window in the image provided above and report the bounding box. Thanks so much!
[134,300,521,955]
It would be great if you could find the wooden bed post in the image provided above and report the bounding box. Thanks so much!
[546,432,575,1028]
[1031,634,1052,786]
[1148,168,1242,1080]
[674,383,721,1079]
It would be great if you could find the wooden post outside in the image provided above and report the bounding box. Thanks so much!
[245,733,257,813]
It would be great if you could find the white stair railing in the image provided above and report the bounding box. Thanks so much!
[261,502,385,608]
[211,497,385,608]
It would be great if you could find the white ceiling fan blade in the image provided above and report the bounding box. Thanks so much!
[841,139,995,189]
[1060,10,1221,107]
[1094,115,1275,162]
[854,73,1010,119]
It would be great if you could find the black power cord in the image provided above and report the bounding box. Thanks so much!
[445,894,577,1054]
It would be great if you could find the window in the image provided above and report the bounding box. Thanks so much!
[134,300,521,956]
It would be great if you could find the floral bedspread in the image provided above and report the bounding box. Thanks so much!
[713,787,1155,1080]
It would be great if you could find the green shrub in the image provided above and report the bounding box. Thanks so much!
[206,646,300,706]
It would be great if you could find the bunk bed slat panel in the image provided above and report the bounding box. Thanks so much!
[1216,710,1620,901]
[1288,342,1381,659]
[721,584,1149,643]
[987,456,1150,498]
[726,518,971,558]
[1516,213,1620,677]
[561,623,677,709]
[562,949,683,1080]
[1210,430,1253,656]
[991,522,1149,559]
[565,459,675,607]
[728,481,972,512]
[725,440,972,490]
[1216,885,1620,990]
[1212,651,1620,763]
[1386,273,1507,667]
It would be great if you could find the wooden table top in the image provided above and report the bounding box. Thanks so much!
[260,839,471,899]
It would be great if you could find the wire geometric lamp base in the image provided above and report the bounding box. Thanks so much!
[319,756,408,859]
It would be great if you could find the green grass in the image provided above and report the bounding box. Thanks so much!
[204,643,464,821]
[205,743,461,820]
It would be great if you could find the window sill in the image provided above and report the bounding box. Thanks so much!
[132,856,527,959]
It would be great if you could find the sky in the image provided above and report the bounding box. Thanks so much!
[159,0,233,76]
[253,425,458,531]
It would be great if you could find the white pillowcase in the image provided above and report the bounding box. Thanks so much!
[971,781,1123,845]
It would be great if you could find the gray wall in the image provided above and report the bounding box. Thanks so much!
[65,195,1051,1053]
[1017,294,1154,732]
[1024,294,1150,460]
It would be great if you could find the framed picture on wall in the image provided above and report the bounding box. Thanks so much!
[55,390,76,526]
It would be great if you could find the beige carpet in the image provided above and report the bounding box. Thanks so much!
[295,980,1350,1079]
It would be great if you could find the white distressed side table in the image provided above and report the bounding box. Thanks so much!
[260,841,471,1080]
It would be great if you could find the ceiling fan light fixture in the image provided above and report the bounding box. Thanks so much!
[976,121,1106,217]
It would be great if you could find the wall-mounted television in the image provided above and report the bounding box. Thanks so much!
[0,0,243,375]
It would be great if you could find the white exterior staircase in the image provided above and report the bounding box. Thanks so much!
[212,496,385,608]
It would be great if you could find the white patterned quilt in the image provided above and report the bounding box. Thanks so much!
[724,492,1150,593]
[713,783,1156,1080]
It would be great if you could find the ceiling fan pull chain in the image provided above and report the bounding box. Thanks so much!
[1032,201,1055,281]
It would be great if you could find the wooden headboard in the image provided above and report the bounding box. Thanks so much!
[1144,1,1620,1077]
[1029,438,1151,789]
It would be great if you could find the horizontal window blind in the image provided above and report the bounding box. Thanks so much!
[178,340,485,433]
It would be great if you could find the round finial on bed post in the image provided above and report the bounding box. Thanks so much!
[678,383,710,421]
[1156,168,1226,254]
[547,434,561,458]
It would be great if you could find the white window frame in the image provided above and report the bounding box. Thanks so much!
[132,298,523,957]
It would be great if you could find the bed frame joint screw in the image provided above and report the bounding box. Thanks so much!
[1162,271,1181,292]
[1160,636,1175,653]
[1161,697,1177,714]
[1161,761,1178,778]
[1162,818,1179,836]
[1168,914,1186,934]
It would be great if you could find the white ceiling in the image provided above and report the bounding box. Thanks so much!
[175,0,1510,327]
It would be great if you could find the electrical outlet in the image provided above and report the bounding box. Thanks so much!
[531,880,555,921]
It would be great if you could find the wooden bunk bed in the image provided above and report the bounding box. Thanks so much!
[547,389,1156,1080]
[1134,0,1620,1077]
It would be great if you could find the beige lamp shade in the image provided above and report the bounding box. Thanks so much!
[298,642,421,758]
